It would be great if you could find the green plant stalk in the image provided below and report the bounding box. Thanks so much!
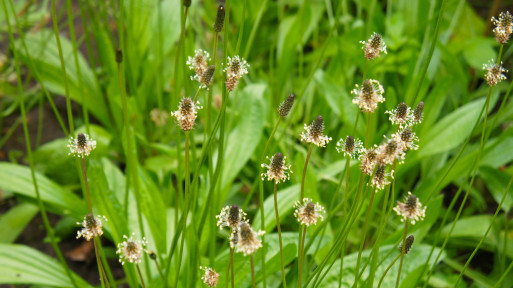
[93,238,108,288]
[353,187,377,287]
[368,162,397,286]
[377,254,401,288]
[454,173,513,286]
[96,240,116,286]
[136,264,146,288]
[274,182,288,288]
[243,0,270,59]
[396,221,409,288]
[117,50,146,286]
[422,49,500,286]
[51,0,75,135]
[298,0,307,81]
[298,143,314,279]
[495,258,513,288]
[251,255,256,288]
[298,225,307,288]
[2,1,77,285]
[230,247,235,288]
[66,0,89,133]
[175,131,191,288]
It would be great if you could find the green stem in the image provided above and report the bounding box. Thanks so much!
[250,255,256,288]
[174,131,191,288]
[364,112,372,147]
[378,254,401,288]
[354,188,376,286]
[243,0,269,59]
[2,1,77,285]
[230,247,235,288]
[298,143,314,279]
[82,158,93,213]
[136,264,146,288]
[274,182,288,288]
[51,0,74,135]
[93,238,108,288]
[298,225,307,288]
[494,258,513,288]
[454,173,513,286]
[396,222,409,288]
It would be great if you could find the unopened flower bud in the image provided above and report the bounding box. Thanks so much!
[278,94,295,117]
[399,235,414,255]
[214,5,225,32]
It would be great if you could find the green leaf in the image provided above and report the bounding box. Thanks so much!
[462,37,496,70]
[0,203,38,243]
[253,184,299,233]
[479,166,513,212]
[419,98,486,158]
[0,163,87,217]
[0,243,90,287]
[221,83,266,191]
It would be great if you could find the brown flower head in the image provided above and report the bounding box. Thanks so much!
[216,205,247,230]
[492,11,513,44]
[393,192,426,225]
[370,163,393,190]
[116,233,148,265]
[76,214,107,241]
[300,116,332,147]
[200,266,219,287]
[351,79,385,113]
[187,49,210,85]
[386,102,411,127]
[261,152,292,183]
[392,128,419,151]
[360,32,387,60]
[336,135,363,159]
[294,198,326,226]
[68,133,96,158]
[398,235,415,255]
[234,222,265,256]
[360,146,378,175]
[278,93,295,117]
[224,56,249,92]
[483,59,507,87]
[171,97,202,131]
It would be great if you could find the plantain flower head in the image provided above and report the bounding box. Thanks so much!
[171,97,202,131]
[360,32,387,60]
[187,49,211,84]
[76,214,107,241]
[200,266,219,287]
[68,133,96,158]
[224,56,249,92]
[399,235,415,255]
[392,128,419,151]
[261,152,292,183]
[116,233,148,265]
[492,11,513,44]
[351,79,385,113]
[360,146,378,175]
[300,115,332,147]
[216,205,247,230]
[394,192,426,225]
[234,222,265,256]
[483,59,507,87]
[294,198,326,226]
[386,102,411,127]
[336,135,363,159]
[369,163,394,190]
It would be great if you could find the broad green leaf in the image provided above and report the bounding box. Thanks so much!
[419,98,486,158]
[253,184,299,233]
[462,38,497,70]
[0,203,38,243]
[323,244,445,287]
[0,243,90,287]
[0,163,87,217]
[221,84,266,191]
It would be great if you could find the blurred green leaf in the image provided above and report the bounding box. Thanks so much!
[0,243,90,287]
[0,203,38,243]
[479,166,513,212]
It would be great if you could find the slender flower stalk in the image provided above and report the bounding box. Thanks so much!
[378,236,414,288]
[395,222,409,288]
[353,187,377,287]
[148,250,164,281]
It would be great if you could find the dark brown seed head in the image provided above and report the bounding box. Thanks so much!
[228,205,240,228]
[400,128,412,143]
[395,102,408,120]
[201,65,215,86]
[180,98,194,114]
[214,5,225,32]
[239,222,251,240]
[270,153,284,172]
[406,194,418,211]
[375,164,386,182]
[305,202,315,216]
[85,213,96,228]
[183,0,191,8]
[362,79,373,99]
[310,116,324,139]
[278,94,295,117]
[77,133,87,150]
[414,102,424,122]
[148,250,157,260]
[386,140,398,155]
[345,135,355,154]
[399,235,414,254]
[370,33,382,49]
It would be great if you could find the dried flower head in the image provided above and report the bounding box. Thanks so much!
[376,137,404,165]
[235,222,265,256]
[300,115,332,147]
[216,205,247,230]
[351,79,385,113]
[412,102,424,125]
[150,108,169,127]
[294,198,326,226]
[187,49,211,84]
[386,102,411,126]
[171,97,202,131]
[116,233,148,265]
[483,59,507,86]
[360,146,378,175]
[336,135,363,159]
[224,56,249,92]
[492,11,513,44]
[68,133,96,158]
[261,152,292,183]
[200,266,219,287]
[399,235,415,255]
[392,128,419,151]
[360,32,387,60]
[76,214,107,241]
[394,192,426,224]
[278,93,295,117]
[370,163,393,190]
[214,4,225,32]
